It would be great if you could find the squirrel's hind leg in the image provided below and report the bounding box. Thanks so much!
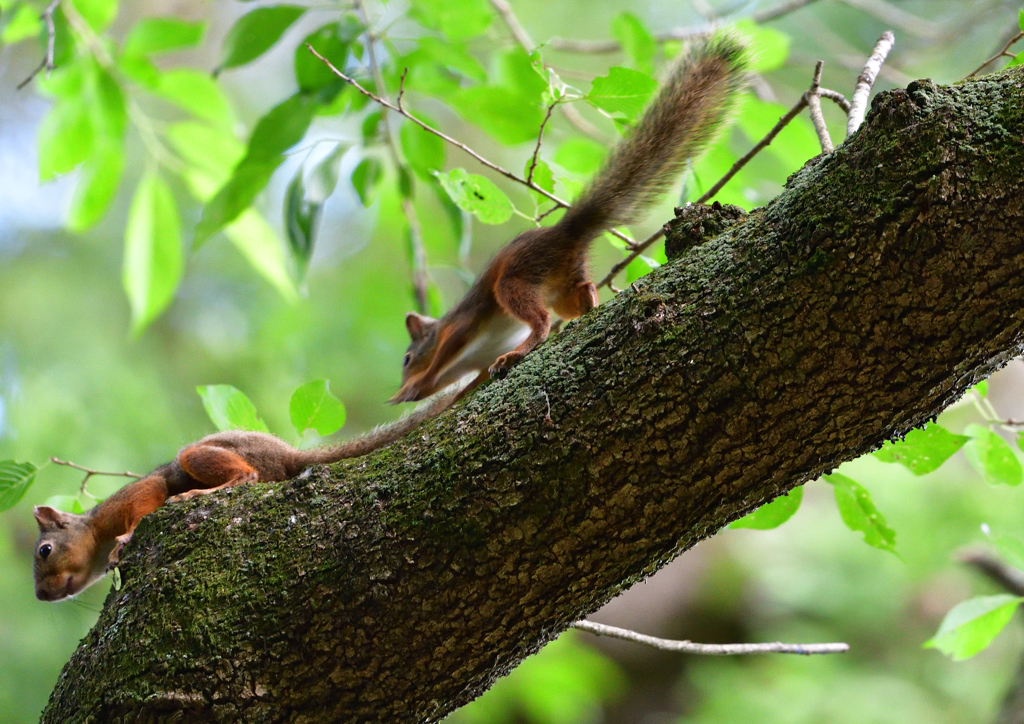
[490,278,551,377]
[552,280,598,320]
[168,445,260,503]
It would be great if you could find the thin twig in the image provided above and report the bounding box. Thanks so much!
[847,31,896,137]
[50,457,142,497]
[807,60,834,153]
[548,0,821,53]
[396,67,408,111]
[307,44,637,251]
[573,620,850,656]
[527,101,558,185]
[17,0,63,90]
[959,548,1024,597]
[968,30,1023,78]
[354,0,429,313]
[818,87,852,114]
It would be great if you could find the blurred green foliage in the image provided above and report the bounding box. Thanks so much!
[0,0,1023,721]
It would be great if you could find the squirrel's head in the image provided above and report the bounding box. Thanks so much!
[390,312,441,403]
[33,505,103,601]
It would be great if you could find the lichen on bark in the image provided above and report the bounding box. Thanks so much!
[42,68,1024,723]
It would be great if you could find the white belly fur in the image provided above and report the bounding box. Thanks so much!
[435,314,530,387]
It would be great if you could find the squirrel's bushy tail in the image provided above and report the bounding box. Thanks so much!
[299,387,458,466]
[557,34,747,239]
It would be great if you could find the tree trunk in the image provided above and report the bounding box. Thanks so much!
[42,69,1024,723]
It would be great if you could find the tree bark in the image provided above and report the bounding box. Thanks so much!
[43,69,1024,723]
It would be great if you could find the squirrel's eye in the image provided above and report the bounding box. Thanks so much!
[403,353,412,367]
[39,544,52,560]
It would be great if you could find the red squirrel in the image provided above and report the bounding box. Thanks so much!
[391,35,747,403]
[32,390,454,601]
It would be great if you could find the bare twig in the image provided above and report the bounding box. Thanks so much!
[17,0,63,90]
[50,457,142,497]
[527,101,558,185]
[819,87,852,114]
[807,61,834,153]
[488,0,535,51]
[968,30,1023,78]
[548,0,821,53]
[847,31,896,137]
[597,82,838,289]
[354,0,429,313]
[307,44,638,251]
[959,548,1024,597]
[573,620,850,656]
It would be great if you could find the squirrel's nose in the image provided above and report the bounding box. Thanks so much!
[35,587,52,601]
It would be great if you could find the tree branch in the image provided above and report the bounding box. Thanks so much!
[41,67,1024,723]
[572,620,849,655]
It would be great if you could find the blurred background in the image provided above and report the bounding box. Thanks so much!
[1,0,1023,721]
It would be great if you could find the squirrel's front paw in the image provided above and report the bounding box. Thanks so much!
[489,353,523,378]
[106,533,133,571]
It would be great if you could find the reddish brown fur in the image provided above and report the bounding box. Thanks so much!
[32,389,456,601]
[393,36,747,403]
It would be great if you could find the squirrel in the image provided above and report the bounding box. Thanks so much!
[391,35,748,404]
[32,389,455,601]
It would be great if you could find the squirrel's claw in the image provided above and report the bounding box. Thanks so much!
[106,532,133,571]
[489,352,524,378]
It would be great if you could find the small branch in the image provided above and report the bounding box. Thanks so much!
[50,457,142,497]
[818,87,852,114]
[396,67,408,112]
[807,61,834,154]
[488,0,535,51]
[572,620,850,656]
[354,0,429,313]
[527,102,558,186]
[968,30,1023,78]
[847,31,896,137]
[549,0,822,54]
[17,0,62,90]
[959,548,1024,597]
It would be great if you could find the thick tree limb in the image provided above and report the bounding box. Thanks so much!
[42,68,1024,722]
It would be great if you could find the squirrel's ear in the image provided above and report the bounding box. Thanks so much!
[405,312,436,340]
[34,505,72,530]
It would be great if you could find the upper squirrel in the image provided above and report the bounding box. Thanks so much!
[391,35,748,403]
[32,390,453,601]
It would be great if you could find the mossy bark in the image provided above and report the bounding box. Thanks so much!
[43,69,1024,723]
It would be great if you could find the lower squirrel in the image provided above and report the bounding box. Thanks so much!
[32,389,454,601]
[391,34,748,404]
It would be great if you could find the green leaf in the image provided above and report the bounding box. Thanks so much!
[525,156,554,195]
[732,19,789,73]
[434,168,513,225]
[122,18,205,56]
[196,93,316,243]
[70,0,118,33]
[736,95,819,171]
[409,0,491,41]
[400,117,446,179]
[43,494,85,514]
[824,473,897,554]
[454,86,545,145]
[165,121,245,188]
[351,157,383,207]
[1,4,42,43]
[972,379,989,397]
[925,594,1022,661]
[196,385,269,432]
[295,22,350,93]
[285,143,346,277]
[151,69,234,128]
[417,37,486,81]
[554,137,607,176]
[730,486,803,530]
[68,143,124,232]
[226,209,301,302]
[610,12,655,74]
[995,534,1024,571]
[586,67,658,122]
[964,424,1023,486]
[495,47,547,102]
[290,380,347,436]
[873,423,970,475]
[0,460,37,512]
[1020,8,1023,32]
[122,171,183,334]
[220,5,306,70]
